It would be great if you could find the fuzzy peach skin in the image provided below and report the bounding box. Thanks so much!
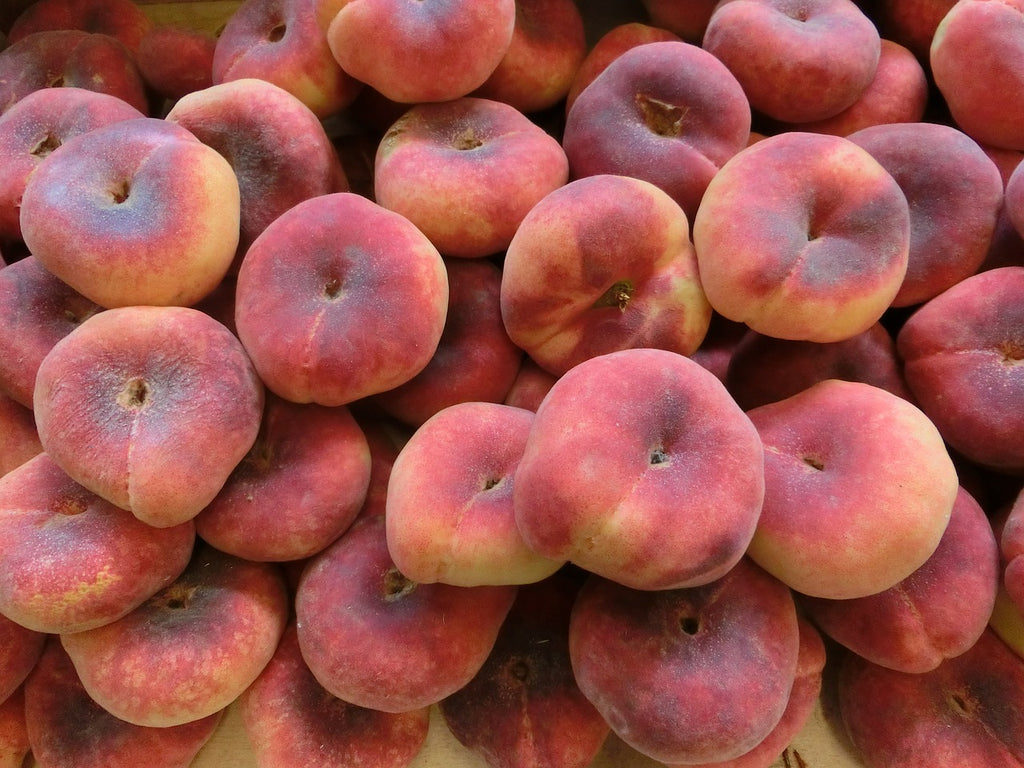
[702,0,881,123]
[499,174,713,377]
[773,38,929,137]
[32,305,265,529]
[324,0,516,104]
[0,30,149,116]
[7,0,153,55]
[19,116,241,309]
[374,96,569,260]
[59,542,289,728]
[136,24,216,103]
[195,393,371,563]
[641,0,720,41]
[930,0,1024,151]
[564,22,681,115]
[295,514,518,713]
[212,0,363,119]
[561,41,751,223]
[0,612,45,705]
[568,558,800,765]
[873,0,956,60]
[692,131,910,343]
[438,568,610,768]
[386,401,564,587]
[838,628,1024,767]
[513,347,765,591]
[371,259,524,427]
[471,0,587,114]
[724,322,914,411]
[0,687,29,768]
[745,378,958,600]
[801,485,998,674]
[165,77,349,262]
[848,121,1004,307]
[0,453,196,635]
[239,621,430,768]
[0,393,42,476]
[896,266,1024,473]
[0,255,102,409]
[234,192,449,406]
[24,639,222,768]
[0,85,143,244]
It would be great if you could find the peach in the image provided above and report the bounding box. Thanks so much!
[0,613,44,705]
[0,686,29,768]
[372,259,524,427]
[930,0,1024,151]
[240,621,430,768]
[8,0,153,55]
[569,558,800,764]
[0,30,148,115]
[59,541,289,728]
[212,0,362,119]
[19,116,241,309]
[513,347,765,591]
[1004,151,1024,243]
[0,85,144,245]
[502,355,559,412]
[324,0,516,104]
[0,255,103,409]
[561,40,751,222]
[801,486,999,673]
[838,628,1024,766]
[563,21,681,115]
[23,639,222,768]
[295,513,518,713]
[677,616,827,768]
[438,568,610,768]
[640,0,720,41]
[775,38,930,137]
[0,393,42,476]
[373,96,569,260]
[0,452,195,635]
[702,0,881,124]
[136,24,216,105]
[896,266,1024,473]
[386,401,563,587]
[499,174,712,377]
[195,393,372,563]
[848,120,1004,307]
[724,322,915,411]
[692,131,911,343]
[996,485,1024,614]
[745,378,958,600]
[32,305,265,529]
[234,192,449,406]
[165,77,349,261]
[873,0,957,61]
[471,0,588,114]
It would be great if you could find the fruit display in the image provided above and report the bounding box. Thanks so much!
[0,0,1022,767]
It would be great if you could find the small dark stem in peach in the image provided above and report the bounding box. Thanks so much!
[324,276,342,299]
[31,133,61,158]
[48,75,65,88]
[452,128,484,150]
[117,377,150,410]
[267,21,286,42]
[510,658,531,682]
[382,567,417,602]
[157,584,198,611]
[802,455,824,471]
[1000,339,1024,366]
[482,476,502,491]
[52,495,88,516]
[946,689,977,718]
[110,179,131,204]
[593,280,634,312]
[649,447,669,465]
[636,93,687,137]
[680,615,701,635]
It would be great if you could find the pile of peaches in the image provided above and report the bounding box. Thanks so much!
[0,0,1023,766]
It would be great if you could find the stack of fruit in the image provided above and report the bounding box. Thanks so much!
[0,0,1022,767]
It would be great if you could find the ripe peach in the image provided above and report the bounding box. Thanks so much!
[0,392,42,476]
[569,558,800,764]
[692,131,910,342]
[7,0,153,55]
[59,542,289,728]
[239,621,430,768]
[562,41,751,222]
[24,639,221,768]
[499,174,712,377]
[136,24,216,104]
[373,96,569,260]
[0,453,195,635]
[640,0,720,41]
[0,685,29,768]
[0,613,44,705]
[234,192,449,406]
[513,347,765,591]
[746,379,958,599]
[33,305,265,529]
[295,514,518,713]
[19,116,241,309]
